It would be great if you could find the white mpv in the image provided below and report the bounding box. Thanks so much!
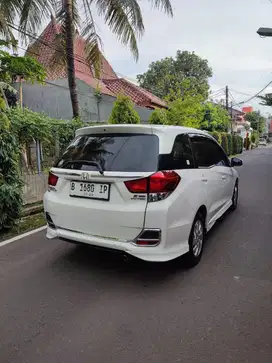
[44,124,243,267]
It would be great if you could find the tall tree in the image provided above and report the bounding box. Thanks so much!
[258,94,272,107]
[200,102,230,132]
[244,111,266,134]
[137,50,213,100]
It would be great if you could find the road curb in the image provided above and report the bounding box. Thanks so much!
[0,226,47,248]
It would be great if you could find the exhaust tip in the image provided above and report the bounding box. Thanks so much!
[123,254,130,263]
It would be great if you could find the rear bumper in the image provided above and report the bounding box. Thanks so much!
[46,225,189,262]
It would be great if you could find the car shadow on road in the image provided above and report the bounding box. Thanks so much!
[50,211,234,288]
[50,241,193,289]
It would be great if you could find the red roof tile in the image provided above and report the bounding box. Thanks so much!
[27,20,115,96]
[103,78,167,108]
[27,19,166,107]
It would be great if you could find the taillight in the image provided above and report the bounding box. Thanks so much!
[48,172,59,186]
[124,171,180,202]
[149,171,180,193]
[124,178,148,193]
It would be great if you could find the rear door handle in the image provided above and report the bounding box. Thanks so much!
[202,178,208,182]
[222,176,226,180]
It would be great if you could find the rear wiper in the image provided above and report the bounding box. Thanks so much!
[62,160,104,175]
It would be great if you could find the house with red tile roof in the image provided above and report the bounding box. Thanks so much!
[22,18,166,121]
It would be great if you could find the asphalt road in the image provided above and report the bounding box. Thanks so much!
[0,147,272,363]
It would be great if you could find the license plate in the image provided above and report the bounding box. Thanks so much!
[70,181,110,201]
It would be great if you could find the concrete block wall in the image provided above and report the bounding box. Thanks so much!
[18,79,153,123]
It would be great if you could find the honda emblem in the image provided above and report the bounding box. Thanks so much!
[81,172,89,180]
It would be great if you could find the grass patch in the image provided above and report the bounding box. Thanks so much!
[0,212,46,242]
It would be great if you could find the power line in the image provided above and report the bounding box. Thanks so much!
[234,80,272,105]
[229,91,243,111]
[8,23,127,81]
[210,87,225,95]
[230,88,252,97]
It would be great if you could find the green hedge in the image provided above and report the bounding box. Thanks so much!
[221,133,229,155]
[227,134,232,156]
[210,132,243,156]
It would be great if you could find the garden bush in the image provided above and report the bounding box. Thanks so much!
[244,136,251,150]
[232,135,238,155]
[227,134,232,156]
[109,94,140,124]
[149,109,168,125]
[221,133,229,155]
[0,99,23,231]
[209,131,222,145]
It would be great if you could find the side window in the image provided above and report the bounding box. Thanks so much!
[159,134,194,170]
[190,135,230,168]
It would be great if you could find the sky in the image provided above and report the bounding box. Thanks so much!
[92,0,272,116]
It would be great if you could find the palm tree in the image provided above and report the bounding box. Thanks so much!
[54,0,173,118]
[1,0,173,118]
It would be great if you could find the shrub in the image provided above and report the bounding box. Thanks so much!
[221,133,229,155]
[237,136,243,153]
[109,94,140,124]
[251,130,259,146]
[0,100,23,231]
[149,109,167,125]
[209,131,222,145]
[232,135,238,155]
[227,134,232,156]
[244,136,251,150]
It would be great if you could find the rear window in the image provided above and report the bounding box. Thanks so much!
[56,133,159,172]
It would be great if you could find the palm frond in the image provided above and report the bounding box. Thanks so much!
[82,0,102,77]
[91,0,145,60]
[147,0,173,16]
[0,81,17,94]
[0,0,19,43]
[18,0,54,41]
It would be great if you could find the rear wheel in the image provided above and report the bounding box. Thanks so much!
[230,181,239,211]
[184,212,205,268]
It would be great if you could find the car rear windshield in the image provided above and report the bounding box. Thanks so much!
[55,133,159,172]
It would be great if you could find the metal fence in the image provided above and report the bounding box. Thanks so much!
[22,172,48,205]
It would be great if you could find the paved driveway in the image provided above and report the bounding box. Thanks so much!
[0,146,271,363]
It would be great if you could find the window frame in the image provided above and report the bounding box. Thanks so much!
[158,133,196,171]
[189,133,230,169]
[54,132,160,172]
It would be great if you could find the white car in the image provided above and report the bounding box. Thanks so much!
[259,138,267,146]
[44,124,243,267]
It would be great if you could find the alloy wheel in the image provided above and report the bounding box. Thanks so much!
[192,220,204,257]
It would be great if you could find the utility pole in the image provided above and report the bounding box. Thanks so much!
[230,101,233,134]
[225,85,229,111]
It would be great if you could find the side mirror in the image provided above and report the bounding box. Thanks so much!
[231,157,243,167]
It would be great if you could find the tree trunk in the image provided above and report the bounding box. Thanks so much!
[64,0,80,118]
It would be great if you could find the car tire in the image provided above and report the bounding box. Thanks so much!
[184,212,205,268]
[230,181,239,211]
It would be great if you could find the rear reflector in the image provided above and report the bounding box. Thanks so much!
[124,171,180,201]
[48,172,59,186]
[134,229,161,246]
